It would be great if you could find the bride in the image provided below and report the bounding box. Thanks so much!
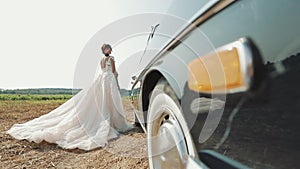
[7,44,133,151]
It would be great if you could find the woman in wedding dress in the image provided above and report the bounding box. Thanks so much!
[7,44,133,151]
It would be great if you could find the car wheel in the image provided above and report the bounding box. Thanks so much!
[147,78,198,169]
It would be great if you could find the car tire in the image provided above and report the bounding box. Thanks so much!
[147,78,198,169]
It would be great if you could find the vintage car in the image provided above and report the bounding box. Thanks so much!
[130,0,300,168]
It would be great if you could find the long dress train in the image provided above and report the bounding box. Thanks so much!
[7,56,133,151]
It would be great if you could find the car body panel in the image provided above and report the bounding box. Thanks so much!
[132,0,300,168]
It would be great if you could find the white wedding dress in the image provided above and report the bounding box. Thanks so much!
[7,56,133,151]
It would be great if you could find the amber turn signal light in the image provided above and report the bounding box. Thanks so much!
[188,38,254,94]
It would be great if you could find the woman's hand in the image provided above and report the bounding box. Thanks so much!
[114,71,119,78]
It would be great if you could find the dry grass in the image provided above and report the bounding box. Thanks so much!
[0,99,148,169]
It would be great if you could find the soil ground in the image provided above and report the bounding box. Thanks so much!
[0,99,149,169]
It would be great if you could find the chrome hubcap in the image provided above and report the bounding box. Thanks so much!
[150,108,188,168]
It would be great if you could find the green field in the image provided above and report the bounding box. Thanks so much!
[0,94,73,101]
[0,88,139,100]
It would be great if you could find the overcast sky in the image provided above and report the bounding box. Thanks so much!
[0,0,173,89]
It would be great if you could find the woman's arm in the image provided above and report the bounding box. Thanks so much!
[109,57,120,90]
[109,57,116,73]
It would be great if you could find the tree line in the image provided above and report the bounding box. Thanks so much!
[0,88,81,95]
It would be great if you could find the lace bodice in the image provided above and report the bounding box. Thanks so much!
[101,56,114,72]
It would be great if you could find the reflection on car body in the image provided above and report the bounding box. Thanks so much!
[131,0,300,168]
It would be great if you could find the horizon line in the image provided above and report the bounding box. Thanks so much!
[0,87,138,91]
